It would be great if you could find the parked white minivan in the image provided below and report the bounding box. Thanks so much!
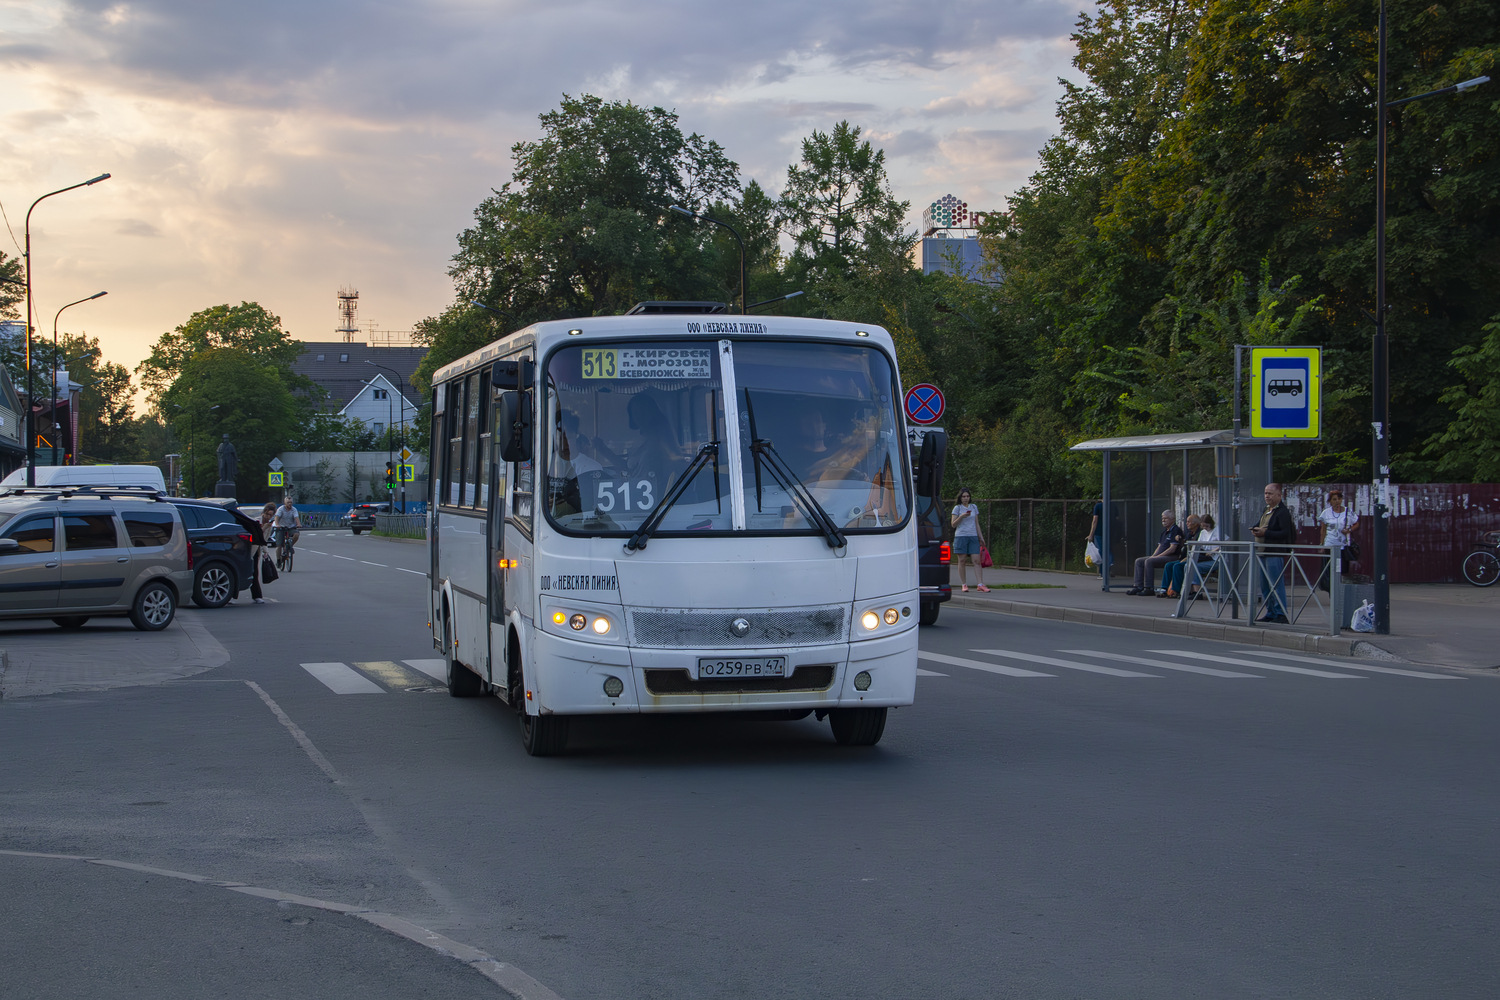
[0,465,168,492]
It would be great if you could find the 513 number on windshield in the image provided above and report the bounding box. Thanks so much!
[581,349,617,379]
[596,479,655,512]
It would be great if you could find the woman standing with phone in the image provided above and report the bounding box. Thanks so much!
[951,488,990,593]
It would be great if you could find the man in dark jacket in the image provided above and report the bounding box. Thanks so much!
[1251,482,1296,623]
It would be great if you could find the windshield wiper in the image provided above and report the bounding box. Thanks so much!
[625,443,720,551]
[749,437,847,550]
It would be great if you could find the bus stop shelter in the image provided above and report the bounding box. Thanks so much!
[1069,430,1272,592]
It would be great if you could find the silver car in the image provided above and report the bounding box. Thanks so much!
[0,488,191,631]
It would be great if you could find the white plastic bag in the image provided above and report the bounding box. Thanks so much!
[1350,599,1375,633]
[1085,539,1101,568]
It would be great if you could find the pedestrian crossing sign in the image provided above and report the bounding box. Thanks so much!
[268,471,284,487]
[399,464,415,483]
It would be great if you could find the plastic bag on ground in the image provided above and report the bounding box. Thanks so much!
[1350,599,1375,633]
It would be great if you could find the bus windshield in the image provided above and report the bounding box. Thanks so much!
[543,339,908,537]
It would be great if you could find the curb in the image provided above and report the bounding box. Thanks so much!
[0,648,7,700]
[946,595,1385,658]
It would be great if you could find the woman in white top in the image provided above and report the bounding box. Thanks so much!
[950,488,990,593]
[1317,489,1359,589]
[1185,514,1220,600]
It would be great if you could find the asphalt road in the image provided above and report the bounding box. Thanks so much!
[3,531,1498,999]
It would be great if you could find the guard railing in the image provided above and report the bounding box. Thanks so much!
[1171,539,1345,636]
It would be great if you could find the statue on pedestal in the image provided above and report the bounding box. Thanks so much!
[217,434,238,482]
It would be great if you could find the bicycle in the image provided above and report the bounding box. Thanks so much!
[1461,530,1499,587]
[274,526,298,573]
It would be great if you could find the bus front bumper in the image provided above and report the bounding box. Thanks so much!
[529,628,918,715]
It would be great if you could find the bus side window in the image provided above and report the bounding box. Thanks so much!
[510,359,534,528]
[463,372,481,506]
[431,383,445,507]
[446,377,466,507]
[475,369,492,510]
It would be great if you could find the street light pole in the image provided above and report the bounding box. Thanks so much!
[1371,0,1487,634]
[22,172,111,486]
[669,205,747,314]
[365,360,408,512]
[52,293,105,465]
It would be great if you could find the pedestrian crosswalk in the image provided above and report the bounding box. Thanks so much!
[301,650,1459,695]
[917,648,1462,682]
[300,659,447,694]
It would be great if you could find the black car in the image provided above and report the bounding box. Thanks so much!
[168,498,261,608]
[343,502,391,534]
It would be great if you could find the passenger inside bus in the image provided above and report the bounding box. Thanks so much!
[548,409,607,517]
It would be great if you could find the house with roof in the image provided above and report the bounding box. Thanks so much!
[292,341,425,437]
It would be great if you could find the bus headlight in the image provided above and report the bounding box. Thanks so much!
[884,608,899,625]
[592,617,611,635]
[569,614,586,631]
[603,675,624,697]
[861,611,880,631]
[552,611,567,625]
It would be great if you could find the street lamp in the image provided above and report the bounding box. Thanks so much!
[669,205,747,315]
[172,401,218,496]
[1371,0,1487,634]
[360,375,397,511]
[52,293,105,466]
[23,172,111,485]
[365,360,408,513]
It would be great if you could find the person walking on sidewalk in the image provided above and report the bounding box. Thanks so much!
[951,488,990,593]
[1251,483,1296,622]
[1127,510,1185,595]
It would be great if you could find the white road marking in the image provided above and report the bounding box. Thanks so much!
[396,567,425,575]
[916,667,947,677]
[1236,649,1462,680]
[303,549,326,554]
[300,662,384,694]
[918,651,1052,677]
[1147,649,1362,679]
[360,560,387,567]
[973,649,1158,677]
[1062,649,1260,678]
[402,658,447,682]
[331,554,356,561]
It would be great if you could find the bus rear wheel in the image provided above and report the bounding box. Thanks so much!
[829,707,887,746]
[520,711,570,756]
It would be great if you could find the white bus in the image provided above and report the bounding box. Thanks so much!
[427,306,930,755]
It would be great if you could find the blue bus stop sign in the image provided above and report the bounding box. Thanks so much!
[904,384,945,425]
[1250,347,1321,439]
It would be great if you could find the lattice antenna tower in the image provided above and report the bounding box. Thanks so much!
[337,286,360,343]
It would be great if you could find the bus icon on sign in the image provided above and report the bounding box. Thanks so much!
[1263,369,1305,409]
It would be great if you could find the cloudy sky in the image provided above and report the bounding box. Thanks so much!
[0,0,1081,377]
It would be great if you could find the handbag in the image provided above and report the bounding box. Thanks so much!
[260,558,279,584]
[979,545,993,568]
[1346,540,1361,561]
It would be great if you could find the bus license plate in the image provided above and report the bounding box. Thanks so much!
[698,656,787,678]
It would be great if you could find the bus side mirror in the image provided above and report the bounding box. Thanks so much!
[497,390,533,463]
[916,429,946,498]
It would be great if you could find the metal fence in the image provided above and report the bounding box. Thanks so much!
[1171,539,1347,636]
[970,499,1095,573]
[374,513,427,539]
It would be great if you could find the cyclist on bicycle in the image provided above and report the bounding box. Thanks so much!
[272,497,301,550]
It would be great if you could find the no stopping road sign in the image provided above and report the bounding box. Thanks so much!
[904,384,945,425]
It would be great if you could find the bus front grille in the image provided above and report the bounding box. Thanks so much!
[643,665,837,695]
[629,607,848,647]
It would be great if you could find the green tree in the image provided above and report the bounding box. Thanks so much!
[137,302,308,403]
[779,121,911,285]
[1424,312,1500,481]
[450,94,741,324]
[159,347,299,499]
[0,252,21,319]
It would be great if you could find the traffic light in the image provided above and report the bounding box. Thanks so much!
[385,461,395,490]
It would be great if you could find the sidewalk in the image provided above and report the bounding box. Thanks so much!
[949,567,1500,669]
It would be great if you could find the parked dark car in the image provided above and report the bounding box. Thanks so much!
[168,498,261,608]
[342,502,391,534]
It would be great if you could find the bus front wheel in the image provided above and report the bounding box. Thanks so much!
[829,707,887,746]
[444,616,483,698]
[521,710,570,756]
